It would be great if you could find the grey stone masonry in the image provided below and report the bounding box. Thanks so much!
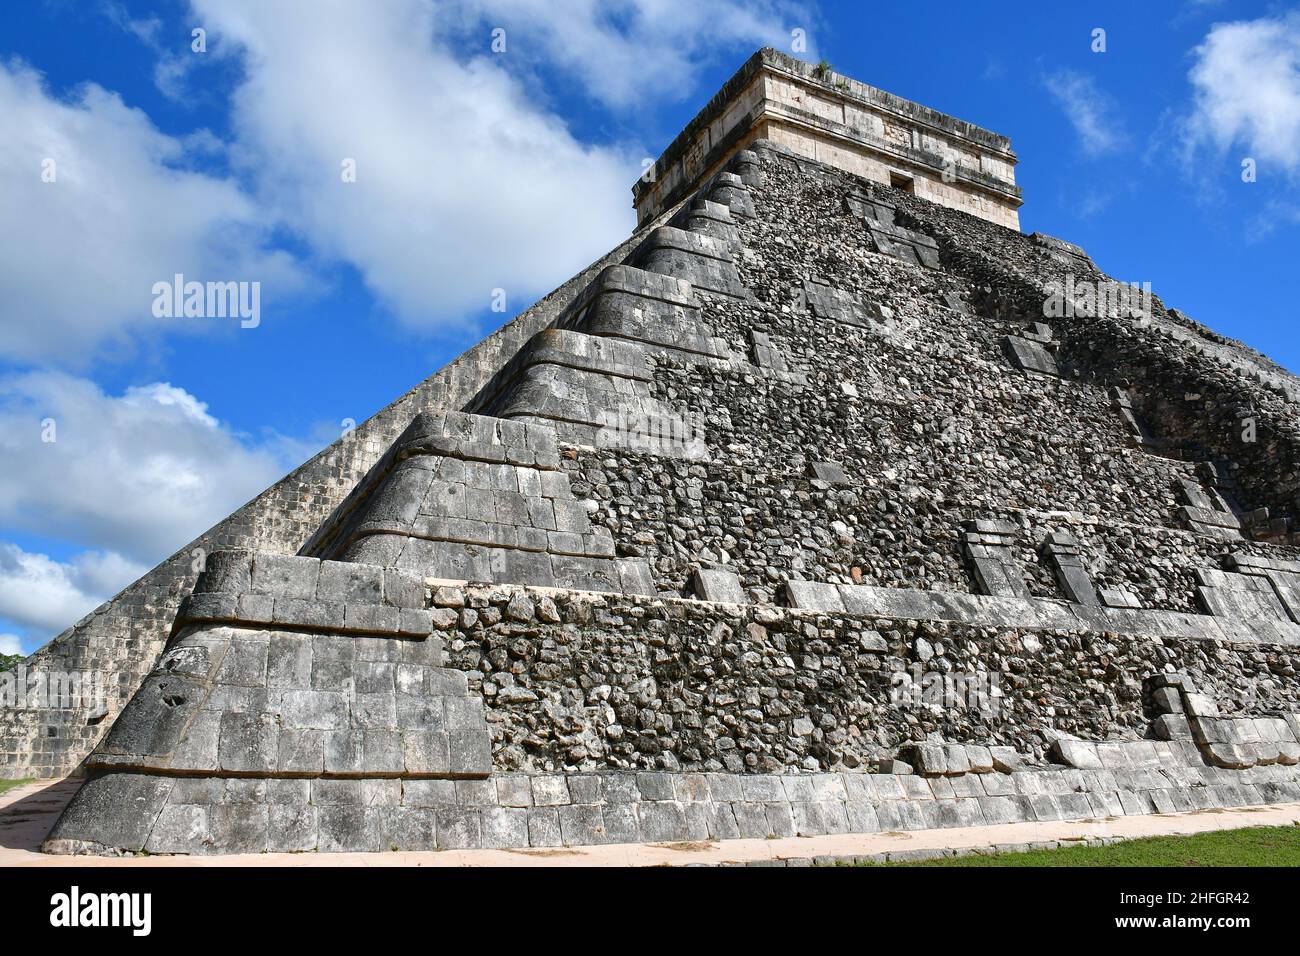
[846,191,898,226]
[748,329,788,372]
[1003,335,1060,377]
[44,759,1300,855]
[786,577,1300,645]
[866,220,941,270]
[846,190,942,268]
[802,279,892,329]
[305,413,656,594]
[1178,475,1241,540]
[1228,552,1300,622]
[484,328,709,461]
[692,568,747,604]
[177,551,437,638]
[630,227,748,300]
[962,519,1031,598]
[43,615,495,855]
[1195,568,1291,624]
[1039,532,1101,606]
[707,171,756,219]
[1032,232,1094,271]
[1111,386,1154,448]
[807,461,850,485]
[555,264,733,365]
[672,197,742,257]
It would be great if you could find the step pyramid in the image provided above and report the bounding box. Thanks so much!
[18,49,1300,855]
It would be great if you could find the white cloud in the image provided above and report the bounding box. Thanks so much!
[183,0,642,334]
[453,0,811,108]
[1044,69,1127,157]
[1184,13,1300,174]
[0,544,147,639]
[0,58,309,364]
[0,633,22,656]
[0,372,306,563]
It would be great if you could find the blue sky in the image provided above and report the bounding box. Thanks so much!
[1,0,1298,655]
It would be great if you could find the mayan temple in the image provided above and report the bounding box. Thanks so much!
[16,48,1300,856]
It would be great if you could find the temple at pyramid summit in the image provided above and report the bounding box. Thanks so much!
[13,49,1300,855]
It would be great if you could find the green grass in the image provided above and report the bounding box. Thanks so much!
[0,778,35,796]
[860,824,1300,866]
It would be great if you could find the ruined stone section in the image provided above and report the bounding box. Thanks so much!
[846,191,944,268]
[962,520,1031,598]
[1003,335,1060,377]
[1039,533,1101,606]
[806,461,850,485]
[1147,674,1299,772]
[1021,320,1054,344]
[846,191,898,226]
[630,226,748,300]
[305,413,655,595]
[901,742,998,777]
[633,48,1022,229]
[864,218,941,269]
[43,581,1300,854]
[1100,587,1143,610]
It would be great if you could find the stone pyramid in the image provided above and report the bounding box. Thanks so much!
[19,49,1300,855]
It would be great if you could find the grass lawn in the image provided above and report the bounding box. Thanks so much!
[861,824,1300,866]
[0,778,35,797]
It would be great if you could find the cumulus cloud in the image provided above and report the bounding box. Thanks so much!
[1183,12,1300,175]
[181,0,642,333]
[0,544,147,639]
[452,0,811,108]
[1043,69,1127,157]
[0,372,305,563]
[0,633,22,656]
[0,58,309,364]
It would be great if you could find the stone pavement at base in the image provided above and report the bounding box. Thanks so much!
[5,779,1297,868]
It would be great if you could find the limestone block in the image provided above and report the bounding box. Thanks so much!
[1152,714,1191,740]
[901,742,947,777]
[806,461,850,485]
[692,568,746,604]
[1049,738,1102,770]
[1149,686,1183,715]
[251,553,320,601]
[1003,335,1059,377]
